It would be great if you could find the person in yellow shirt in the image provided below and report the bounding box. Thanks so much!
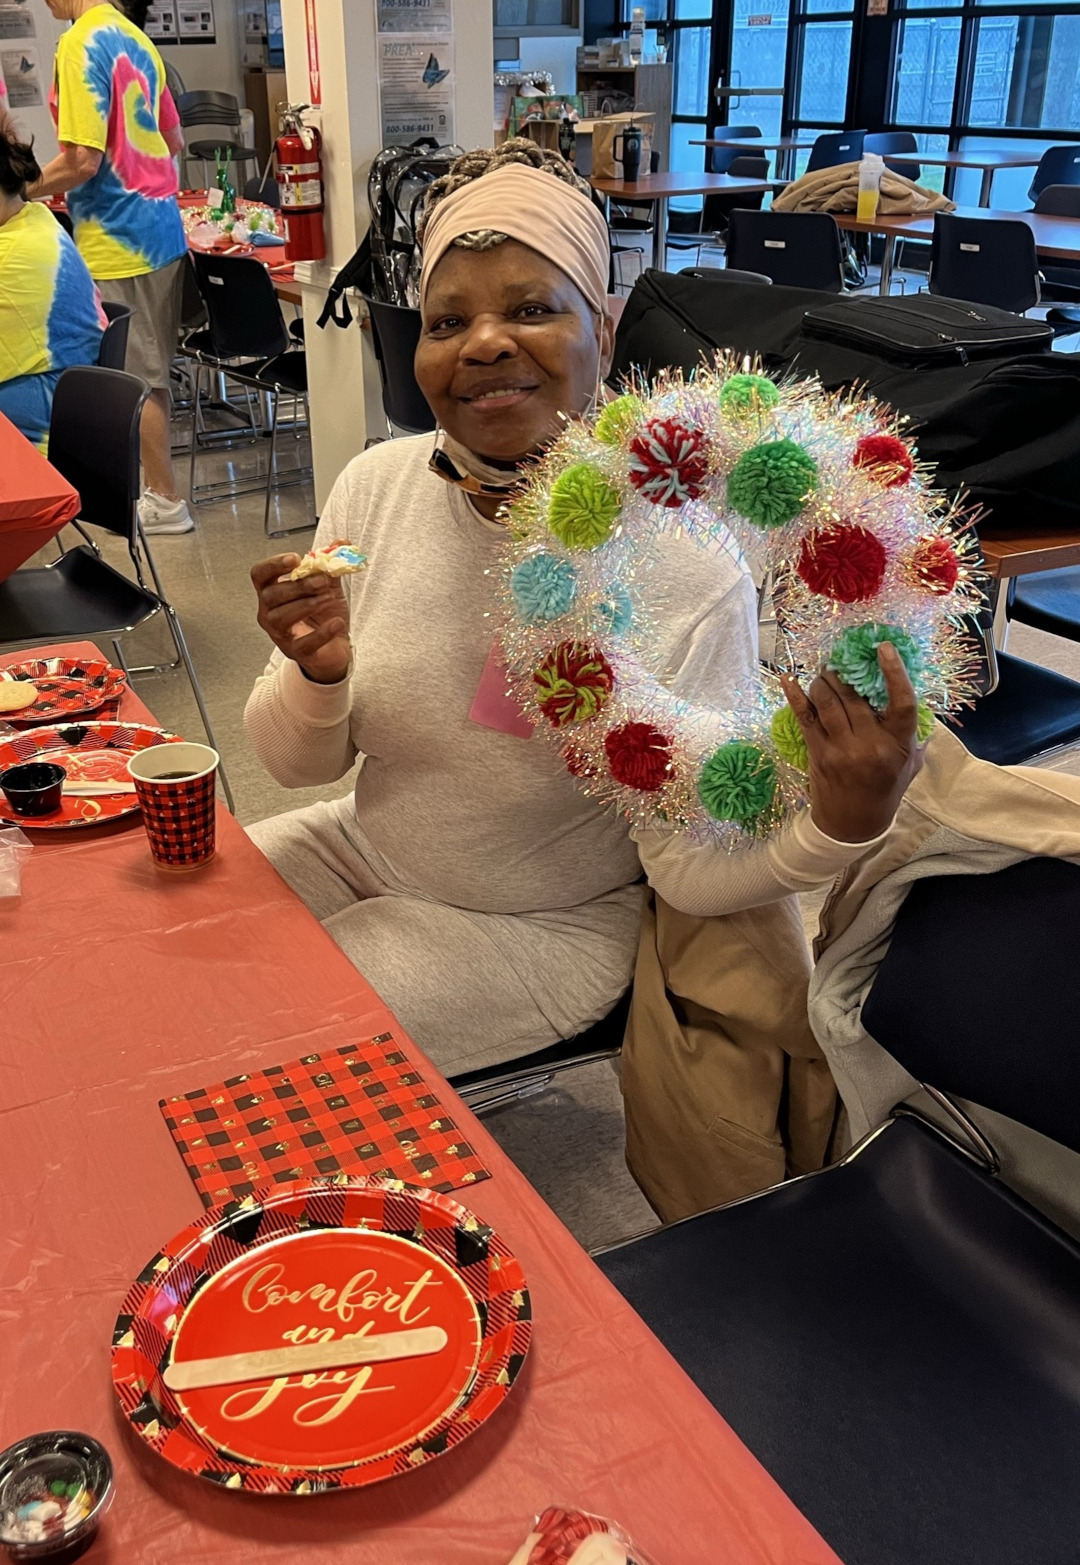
[28,0,194,534]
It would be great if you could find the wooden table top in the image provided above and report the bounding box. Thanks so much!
[979,527,1080,579]
[831,203,1080,260]
[691,136,816,151]
[889,150,1043,172]
[591,170,786,200]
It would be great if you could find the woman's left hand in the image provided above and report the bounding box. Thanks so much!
[780,642,925,844]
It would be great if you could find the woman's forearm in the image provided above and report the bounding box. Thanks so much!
[27,144,103,199]
[244,656,358,789]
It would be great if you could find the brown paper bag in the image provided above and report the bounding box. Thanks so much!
[591,113,654,183]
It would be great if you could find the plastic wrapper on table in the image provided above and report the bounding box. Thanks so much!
[507,1507,658,1565]
[0,826,32,897]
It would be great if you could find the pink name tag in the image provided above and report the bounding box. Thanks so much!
[468,643,534,740]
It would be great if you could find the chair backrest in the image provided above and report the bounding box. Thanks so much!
[1034,182,1080,217]
[806,129,867,173]
[47,367,149,540]
[862,855,1080,1155]
[1029,144,1080,203]
[679,266,773,285]
[363,297,435,435]
[864,129,921,181]
[709,126,763,174]
[178,90,241,130]
[929,212,1039,313]
[702,155,769,228]
[97,301,133,371]
[163,59,186,107]
[191,251,290,361]
[244,174,282,208]
[726,208,845,291]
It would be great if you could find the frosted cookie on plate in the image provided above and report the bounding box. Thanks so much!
[288,542,367,581]
[0,682,39,713]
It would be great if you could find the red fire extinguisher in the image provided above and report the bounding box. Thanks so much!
[275,104,326,263]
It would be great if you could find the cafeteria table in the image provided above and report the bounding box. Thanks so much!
[888,150,1042,208]
[0,641,842,1565]
[691,135,817,181]
[831,203,1080,293]
[591,171,788,271]
[0,412,80,584]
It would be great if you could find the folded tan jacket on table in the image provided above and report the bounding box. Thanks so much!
[622,891,844,1224]
[772,161,956,216]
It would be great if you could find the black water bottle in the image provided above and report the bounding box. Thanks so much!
[615,121,642,182]
[559,114,576,165]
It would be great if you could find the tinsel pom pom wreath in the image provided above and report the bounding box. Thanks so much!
[698,741,778,827]
[604,722,673,792]
[827,622,925,709]
[510,554,577,623]
[771,704,809,773]
[726,439,818,530]
[596,583,633,636]
[719,373,781,421]
[533,640,615,728]
[628,419,710,508]
[547,463,622,551]
[910,535,960,595]
[595,394,645,448]
[852,433,915,489]
[797,524,888,604]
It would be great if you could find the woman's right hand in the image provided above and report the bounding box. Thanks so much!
[251,554,352,685]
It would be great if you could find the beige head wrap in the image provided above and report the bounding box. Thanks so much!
[419,162,610,319]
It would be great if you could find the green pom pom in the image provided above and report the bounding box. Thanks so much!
[917,702,935,743]
[547,462,622,551]
[827,622,925,709]
[595,394,644,447]
[720,373,780,420]
[698,741,777,827]
[771,704,808,773]
[727,439,817,530]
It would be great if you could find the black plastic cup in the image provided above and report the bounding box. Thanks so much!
[0,1431,113,1560]
[0,764,66,818]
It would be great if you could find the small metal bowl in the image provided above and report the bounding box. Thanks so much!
[0,763,66,818]
[0,1433,113,1561]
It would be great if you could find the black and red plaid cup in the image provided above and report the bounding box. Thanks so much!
[127,742,219,870]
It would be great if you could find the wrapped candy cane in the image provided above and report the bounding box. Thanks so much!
[506,1507,657,1565]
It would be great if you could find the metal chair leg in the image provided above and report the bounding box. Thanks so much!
[187,360,202,503]
[161,603,236,814]
[263,389,281,536]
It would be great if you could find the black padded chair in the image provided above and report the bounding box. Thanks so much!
[243,174,282,208]
[726,209,845,292]
[598,854,1080,1565]
[179,90,258,188]
[1010,565,1080,647]
[929,212,1040,313]
[0,367,233,811]
[700,153,770,244]
[864,129,921,181]
[1035,182,1080,217]
[805,129,867,173]
[708,125,763,174]
[97,301,133,371]
[1028,143,1080,205]
[363,297,435,437]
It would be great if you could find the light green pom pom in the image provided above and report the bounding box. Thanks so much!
[917,702,935,742]
[727,439,817,530]
[720,373,781,420]
[771,704,808,773]
[698,741,777,827]
[547,462,622,551]
[595,394,644,447]
[827,622,925,710]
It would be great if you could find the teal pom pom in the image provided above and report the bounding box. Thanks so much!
[596,584,633,636]
[771,705,808,773]
[511,554,577,623]
[698,741,777,827]
[719,373,780,420]
[727,439,817,530]
[547,462,622,551]
[827,622,925,709]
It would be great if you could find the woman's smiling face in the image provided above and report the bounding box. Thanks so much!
[414,238,614,465]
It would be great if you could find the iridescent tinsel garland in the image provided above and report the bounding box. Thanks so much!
[496,355,985,845]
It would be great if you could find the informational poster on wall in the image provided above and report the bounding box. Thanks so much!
[378,33,454,145]
[144,2,178,43]
[0,0,34,41]
[177,0,214,42]
[1,43,42,105]
[377,0,452,31]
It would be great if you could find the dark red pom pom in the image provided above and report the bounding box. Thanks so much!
[604,722,673,792]
[796,524,888,604]
[628,418,709,507]
[852,433,915,488]
[911,535,960,595]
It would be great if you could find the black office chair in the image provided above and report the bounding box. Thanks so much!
[929,212,1040,313]
[943,646,1080,764]
[609,150,660,287]
[597,853,1080,1565]
[163,59,186,111]
[243,174,282,208]
[0,367,233,811]
[362,297,435,437]
[188,252,310,535]
[806,129,867,173]
[679,266,772,285]
[726,209,845,292]
[864,129,921,181]
[179,90,258,188]
[97,301,133,371]
[1028,143,1080,205]
[700,153,770,245]
[708,125,763,174]
[1035,182,1080,217]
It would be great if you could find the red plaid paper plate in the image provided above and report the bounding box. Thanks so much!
[0,722,180,830]
[0,658,126,723]
[111,1178,531,1493]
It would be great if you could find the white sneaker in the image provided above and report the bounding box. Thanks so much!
[138,490,195,535]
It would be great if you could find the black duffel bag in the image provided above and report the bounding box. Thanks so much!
[611,271,1080,532]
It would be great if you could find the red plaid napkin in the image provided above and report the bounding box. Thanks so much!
[160,1031,490,1208]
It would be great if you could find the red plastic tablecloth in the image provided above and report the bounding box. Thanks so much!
[0,412,81,583]
[1,642,843,1565]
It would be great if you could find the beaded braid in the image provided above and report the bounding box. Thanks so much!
[417,138,593,253]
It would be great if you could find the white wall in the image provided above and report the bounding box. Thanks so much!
[518,32,580,94]
[6,0,66,162]
[161,0,245,104]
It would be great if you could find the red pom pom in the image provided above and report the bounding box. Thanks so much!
[604,722,673,792]
[910,535,960,595]
[797,524,888,604]
[852,433,915,488]
[534,641,614,728]
[628,418,709,508]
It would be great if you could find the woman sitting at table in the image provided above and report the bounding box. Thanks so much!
[245,140,921,1078]
[0,126,103,451]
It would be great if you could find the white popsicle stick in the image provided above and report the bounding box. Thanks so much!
[163,1325,448,1392]
[62,782,137,796]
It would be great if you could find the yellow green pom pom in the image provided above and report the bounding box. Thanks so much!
[720,373,781,420]
[771,704,808,773]
[727,439,818,530]
[547,462,622,551]
[698,741,777,827]
[595,394,644,447]
[917,702,935,742]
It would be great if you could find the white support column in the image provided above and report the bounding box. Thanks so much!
[280,0,494,513]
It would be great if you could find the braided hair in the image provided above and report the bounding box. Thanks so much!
[417,138,593,253]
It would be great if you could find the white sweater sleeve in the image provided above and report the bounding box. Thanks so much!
[243,470,360,789]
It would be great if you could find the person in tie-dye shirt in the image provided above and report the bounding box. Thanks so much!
[30,0,195,535]
[0,126,104,452]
